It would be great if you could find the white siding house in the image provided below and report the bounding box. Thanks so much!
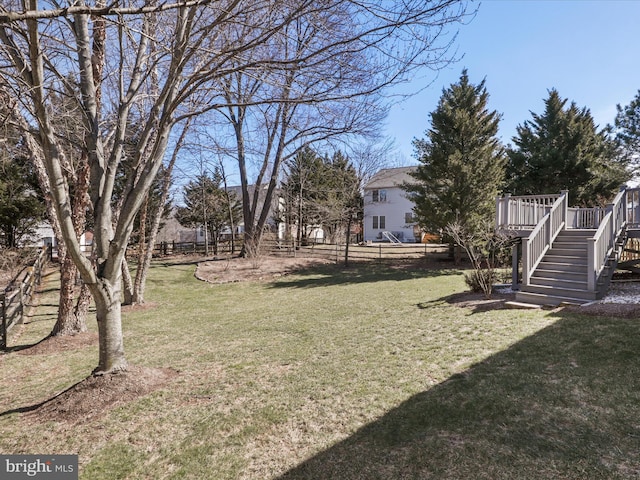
[363,166,419,243]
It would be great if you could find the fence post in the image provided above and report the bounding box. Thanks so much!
[1,293,6,350]
[18,283,25,324]
[379,243,382,261]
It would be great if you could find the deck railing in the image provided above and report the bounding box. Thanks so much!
[587,189,627,291]
[627,187,640,227]
[567,207,604,229]
[522,191,568,286]
[495,194,560,229]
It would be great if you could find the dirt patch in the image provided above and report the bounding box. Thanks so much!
[25,365,178,424]
[17,332,98,356]
[196,255,333,284]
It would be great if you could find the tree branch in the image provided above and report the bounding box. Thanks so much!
[0,0,213,23]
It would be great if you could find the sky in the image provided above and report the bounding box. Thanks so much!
[384,0,640,163]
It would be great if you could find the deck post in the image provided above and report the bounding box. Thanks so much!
[511,241,520,291]
[587,237,596,291]
[561,190,568,229]
[522,240,530,286]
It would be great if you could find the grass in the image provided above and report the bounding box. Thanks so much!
[1,259,639,479]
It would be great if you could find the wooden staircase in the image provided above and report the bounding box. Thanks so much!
[516,229,614,306]
[496,187,640,307]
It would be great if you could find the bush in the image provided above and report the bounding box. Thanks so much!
[464,269,496,294]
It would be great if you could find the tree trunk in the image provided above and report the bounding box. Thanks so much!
[50,252,88,336]
[132,194,148,302]
[91,278,127,374]
[121,257,134,305]
[344,215,352,267]
[73,282,92,326]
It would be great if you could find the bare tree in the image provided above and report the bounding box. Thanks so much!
[216,1,469,256]
[0,0,469,375]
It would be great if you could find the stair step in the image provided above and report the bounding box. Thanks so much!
[530,276,588,289]
[551,242,588,249]
[548,248,587,257]
[539,260,588,271]
[542,255,588,266]
[534,268,586,281]
[556,229,596,237]
[515,291,592,307]
[521,284,598,301]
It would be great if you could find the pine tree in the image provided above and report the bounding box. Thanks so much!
[406,69,505,235]
[175,169,242,254]
[282,148,362,245]
[614,89,640,177]
[506,89,630,206]
[0,95,45,248]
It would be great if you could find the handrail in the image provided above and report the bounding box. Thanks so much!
[522,191,567,286]
[587,188,627,291]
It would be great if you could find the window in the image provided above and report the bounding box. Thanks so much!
[373,215,386,229]
[372,189,387,202]
[405,212,415,223]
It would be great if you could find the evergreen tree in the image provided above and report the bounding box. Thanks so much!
[281,147,326,245]
[175,169,242,254]
[0,98,45,247]
[614,89,640,176]
[506,89,630,206]
[318,151,362,243]
[282,148,362,245]
[0,156,45,248]
[406,69,505,236]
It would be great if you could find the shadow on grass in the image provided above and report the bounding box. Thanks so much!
[277,310,640,479]
[417,290,517,315]
[268,261,461,289]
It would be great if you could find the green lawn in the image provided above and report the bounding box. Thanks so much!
[1,259,639,479]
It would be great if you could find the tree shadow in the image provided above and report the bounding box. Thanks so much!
[277,310,640,479]
[268,261,460,289]
[417,290,517,315]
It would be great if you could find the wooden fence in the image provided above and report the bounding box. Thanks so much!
[133,236,449,263]
[264,240,450,263]
[1,247,48,350]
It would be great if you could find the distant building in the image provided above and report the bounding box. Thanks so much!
[363,166,420,243]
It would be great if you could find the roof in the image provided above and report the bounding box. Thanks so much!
[364,166,417,190]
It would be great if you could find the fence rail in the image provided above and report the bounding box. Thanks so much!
[1,247,48,350]
[265,241,449,263]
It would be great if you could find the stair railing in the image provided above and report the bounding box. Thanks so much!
[587,188,627,291]
[522,191,568,286]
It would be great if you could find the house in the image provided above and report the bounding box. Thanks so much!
[363,166,420,243]
[23,222,93,252]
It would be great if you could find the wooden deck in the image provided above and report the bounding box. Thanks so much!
[495,187,640,306]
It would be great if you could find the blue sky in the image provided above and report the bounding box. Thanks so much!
[385,0,640,162]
